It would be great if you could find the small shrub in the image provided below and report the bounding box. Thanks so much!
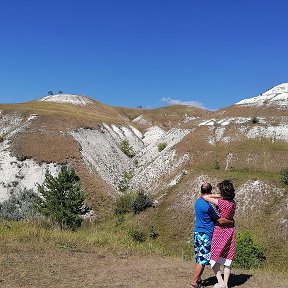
[132,191,153,214]
[157,142,167,152]
[114,191,137,215]
[148,225,159,240]
[234,231,266,269]
[117,171,133,192]
[251,116,259,124]
[0,188,40,221]
[114,214,125,226]
[48,90,53,96]
[129,227,146,242]
[214,160,220,170]
[0,135,4,143]
[133,159,139,167]
[279,168,288,186]
[120,139,135,158]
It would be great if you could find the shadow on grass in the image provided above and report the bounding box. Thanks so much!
[203,273,253,287]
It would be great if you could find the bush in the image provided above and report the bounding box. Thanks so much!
[132,191,153,214]
[120,139,135,158]
[234,231,266,269]
[0,135,4,143]
[114,191,137,215]
[214,159,220,170]
[279,168,288,186]
[148,225,159,240]
[36,166,90,230]
[251,116,259,124]
[129,227,146,242]
[157,142,167,152]
[117,171,133,192]
[114,214,125,227]
[0,188,40,220]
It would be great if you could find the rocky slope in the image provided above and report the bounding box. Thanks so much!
[0,87,287,237]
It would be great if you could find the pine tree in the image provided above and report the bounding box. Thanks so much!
[36,166,90,230]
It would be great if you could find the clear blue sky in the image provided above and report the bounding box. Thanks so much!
[0,0,287,110]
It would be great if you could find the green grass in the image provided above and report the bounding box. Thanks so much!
[0,219,169,257]
[0,204,287,274]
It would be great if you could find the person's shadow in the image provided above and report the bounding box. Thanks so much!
[202,273,252,287]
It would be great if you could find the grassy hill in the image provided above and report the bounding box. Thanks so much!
[0,95,288,278]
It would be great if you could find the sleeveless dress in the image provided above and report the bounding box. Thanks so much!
[210,199,236,267]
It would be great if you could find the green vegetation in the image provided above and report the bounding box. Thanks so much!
[213,159,220,170]
[279,168,288,186]
[234,231,266,269]
[251,116,260,124]
[148,225,159,240]
[0,188,40,220]
[114,191,137,215]
[132,192,153,214]
[114,190,154,215]
[120,139,135,158]
[157,142,167,152]
[128,226,146,242]
[117,170,133,192]
[36,166,90,230]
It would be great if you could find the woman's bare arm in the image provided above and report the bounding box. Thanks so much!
[202,194,221,206]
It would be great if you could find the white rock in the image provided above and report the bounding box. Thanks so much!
[39,94,93,106]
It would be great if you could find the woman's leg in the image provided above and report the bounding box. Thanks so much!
[223,265,231,287]
[212,263,224,286]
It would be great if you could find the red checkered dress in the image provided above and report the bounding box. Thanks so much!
[210,199,236,267]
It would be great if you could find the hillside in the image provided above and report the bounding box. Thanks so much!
[0,87,288,272]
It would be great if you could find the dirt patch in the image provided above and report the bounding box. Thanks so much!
[0,250,286,288]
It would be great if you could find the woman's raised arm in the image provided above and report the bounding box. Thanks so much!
[202,194,221,206]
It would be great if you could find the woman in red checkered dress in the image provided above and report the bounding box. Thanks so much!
[203,180,236,288]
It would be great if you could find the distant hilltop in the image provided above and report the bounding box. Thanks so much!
[39,93,93,106]
[236,83,288,107]
[37,82,288,109]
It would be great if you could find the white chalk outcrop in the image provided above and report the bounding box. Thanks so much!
[236,83,288,107]
[0,140,59,201]
[71,124,191,192]
[199,114,288,144]
[130,127,190,191]
[39,94,93,106]
[0,112,59,201]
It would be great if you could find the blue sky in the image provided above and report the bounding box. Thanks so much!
[0,0,287,110]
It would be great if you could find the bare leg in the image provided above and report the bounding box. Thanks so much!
[223,266,231,287]
[191,263,205,286]
[212,263,224,286]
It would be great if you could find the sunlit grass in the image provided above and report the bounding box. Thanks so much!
[0,101,125,124]
[0,219,169,257]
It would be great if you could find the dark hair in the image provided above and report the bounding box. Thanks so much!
[217,180,235,201]
[201,183,212,194]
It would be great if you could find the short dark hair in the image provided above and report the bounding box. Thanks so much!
[201,183,212,194]
[217,180,235,201]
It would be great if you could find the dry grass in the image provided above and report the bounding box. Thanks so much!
[0,101,126,124]
[116,104,210,128]
[0,221,287,288]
